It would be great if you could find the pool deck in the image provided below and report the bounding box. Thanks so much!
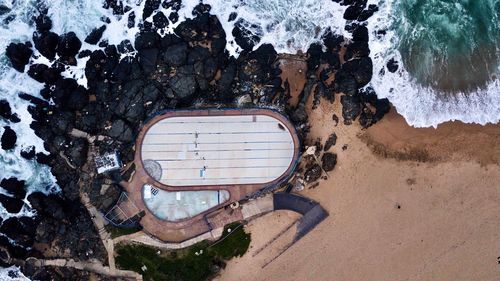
[117,108,300,243]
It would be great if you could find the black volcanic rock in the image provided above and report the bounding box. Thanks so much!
[344,41,370,60]
[387,58,399,73]
[358,4,379,21]
[305,163,322,183]
[334,70,358,96]
[0,217,36,247]
[1,126,16,150]
[160,34,182,50]
[170,74,197,100]
[84,25,106,45]
[143,0,161,19]
[307,43,323,72]
[321,152,337,172]
[0,178,26,199]
[322,30,343,52]
[134,31,160,50]
[51,79,89,111]
[232,19,261,51]
[0,194,24,214]
[35,152,53,165]
[34,14,52,33]
[106,119,134,143]
[20,145,36,160]
[153,11,169,29]
[162,42,187,66]
[6,43,33,72]
[56,32,81,58]
[187,46,210,64]
[138,48,159,75]
[0,100,20,123]
[217,60,237,97]
[341,95,361,124]
[33,31,59,60]
[27,64,49,83]
[64,138,88,168]
[342,57,373,87]
[203,57,218,80]
[324,133,337,151]
[228,12,237,22]
[343,5,364,20]
[352,25,369,42]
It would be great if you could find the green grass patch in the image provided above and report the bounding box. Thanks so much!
[115,222,251,281]
[106,225,141,239]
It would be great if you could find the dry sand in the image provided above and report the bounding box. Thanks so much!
[216,74,500,280]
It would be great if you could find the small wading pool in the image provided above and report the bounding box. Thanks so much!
[142,184,230,221]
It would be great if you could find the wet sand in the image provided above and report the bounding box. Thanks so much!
[216,71,500,280]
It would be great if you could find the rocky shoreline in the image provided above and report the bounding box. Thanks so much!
[0,0,389,279]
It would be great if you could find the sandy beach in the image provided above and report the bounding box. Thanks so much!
[216,66,500,280]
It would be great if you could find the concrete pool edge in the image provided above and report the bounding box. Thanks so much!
[115,108,301,243]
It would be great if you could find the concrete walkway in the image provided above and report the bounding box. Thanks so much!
[27,258,141,280]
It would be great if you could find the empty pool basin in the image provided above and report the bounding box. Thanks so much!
[142,184,230,221]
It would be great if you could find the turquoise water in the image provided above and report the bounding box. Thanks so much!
[395,0,500,93]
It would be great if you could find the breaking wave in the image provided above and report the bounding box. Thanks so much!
[367,0,500,127]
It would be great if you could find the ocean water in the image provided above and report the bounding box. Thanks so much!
[200,0,500,127]
[0,1,62,222]
[368,0,500,127]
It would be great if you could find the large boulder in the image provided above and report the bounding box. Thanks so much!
[56,32,82,58]
[152,11,169,29]
[344,41,370,61]
[170,74,197,100]
[324,133,337,152]
[134,31,160,50]
[232,19,261,51]
[143,0,162,19]
[162,42,187,66]
[343,5,364,20]
[334,70,358,96]
[6,43,33,72]
[138,48,159,75]
[64,138,88,168]
[20,145,36,160]
[305,163,322,183]
[0,178,26,199]
[341,95,361,124]
[352,25,369,42]
[84,25,106,45]
[386,58,399,73]
[0,217,36,247]
[33,32,59,60]
[27,64,49,83]
[307,43,323,72]
[322,30,343,52]
[106,119,134,143]
[34,14,53,33]
[342,57,373,87]
[321,152,337,172]
[0,194,24,213]
[1,126,17,150]
[0,100,20,123]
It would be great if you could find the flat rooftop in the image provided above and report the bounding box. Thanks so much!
[140,114,296,186]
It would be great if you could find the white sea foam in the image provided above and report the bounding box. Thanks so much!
[197,0,348,56]
[0,266,30,281]
[366,0,500,127]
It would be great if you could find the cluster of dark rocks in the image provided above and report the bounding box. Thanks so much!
[1,1,288,274]
[1,0,391,278]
